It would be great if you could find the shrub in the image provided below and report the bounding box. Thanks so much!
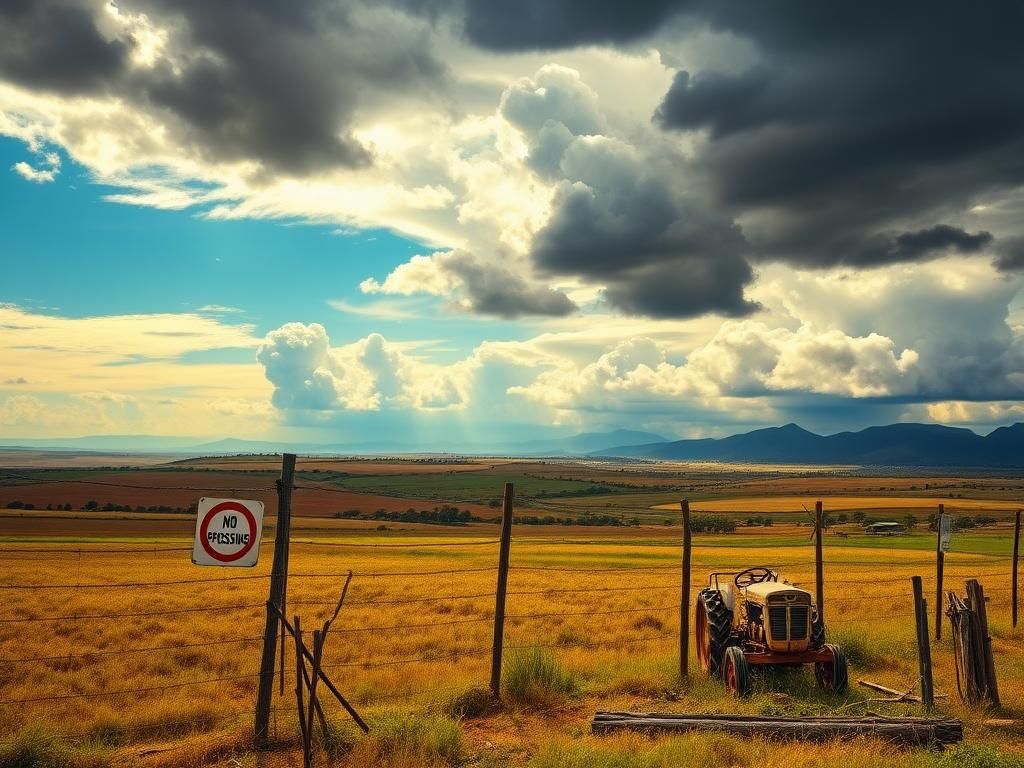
[503,648,579,706]
[442,686,497,719]
[688,515,736,533]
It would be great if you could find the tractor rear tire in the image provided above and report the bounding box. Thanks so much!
[695,588,733,676]
[722,646,752,697]
[810,608,826,649]
[815,643,849,693]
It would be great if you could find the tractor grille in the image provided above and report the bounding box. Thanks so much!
[768,605,810,641]
[769,606,788,641]
[790,605,809,639]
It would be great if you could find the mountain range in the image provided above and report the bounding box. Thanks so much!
[4,423,1024,466]
[0,429,666,457]
[596,422,1024,467]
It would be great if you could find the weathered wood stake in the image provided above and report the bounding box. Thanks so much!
[294,616,311,767]
[255,453,296,745]
[967,579,1000,706]
[935,504,944,641]
[490,482,514,698]
[680,499,691,679]
[306,628,323,762]
[912,575,934,709]
[815,501,825,626]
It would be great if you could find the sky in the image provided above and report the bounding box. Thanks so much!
[2,1,1024,445]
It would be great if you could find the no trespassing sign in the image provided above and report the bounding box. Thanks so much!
[192,497,264,567]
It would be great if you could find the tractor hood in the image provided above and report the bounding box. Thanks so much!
[743,581,811,603]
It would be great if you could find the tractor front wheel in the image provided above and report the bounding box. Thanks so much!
[814,643,849,693]
[695,588,732,676]
[722,646,752,697]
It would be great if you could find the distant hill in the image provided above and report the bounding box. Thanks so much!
[595,422,1024,467]
[0,429,667,457]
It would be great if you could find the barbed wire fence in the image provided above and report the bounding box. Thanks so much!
[0,459,1019,752]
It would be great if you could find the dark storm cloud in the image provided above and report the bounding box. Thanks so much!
[431,0,1024,273]
[460,0,682,51]
[529,137,756,318]
[993,237,1024,272]
[844,226,994,268]
[441,250,577,318]
[136,0,372,174]
[649,2,1024,268]
[0,0,129,92]
[0,0,445,175]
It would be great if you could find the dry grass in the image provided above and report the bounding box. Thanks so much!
[0,522,1020,767]
[654,495,1024,512]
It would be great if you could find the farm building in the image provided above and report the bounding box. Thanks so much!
[866,521,906,536]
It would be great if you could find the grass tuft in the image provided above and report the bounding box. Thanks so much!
[937,744,1024,768]
[344,711,462,767]
[441,686,497,719]
[502,648,579,707]
[0,725,111,768]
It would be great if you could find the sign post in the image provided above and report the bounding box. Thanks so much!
[939,512,952,553]
[192,498,264,567]
[936,507,949,640]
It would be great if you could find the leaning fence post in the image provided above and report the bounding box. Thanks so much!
[815,501,825,627]
[1013,510,1020,629]
[490,483,514,698]
[680,499,691,679]
[935,504,945,641]
[255,452,296,745]
[912,575,935,709]
[967,579,1000,706]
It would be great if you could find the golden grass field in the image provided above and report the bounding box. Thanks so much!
[0,459,1022,768]
[654,496,1024,512]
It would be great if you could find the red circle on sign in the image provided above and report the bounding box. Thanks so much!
[199,501,258,563]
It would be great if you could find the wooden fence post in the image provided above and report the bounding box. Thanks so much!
[255,452,296,745]
[490,483,514,698]
[936,504,945,641]
[966,579,1000,706]
[680,499,691,679]
[1013,510,1020,629]
[815,501,825,627]
[912,575,935,709]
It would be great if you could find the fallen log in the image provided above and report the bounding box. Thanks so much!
[591,712,963,747]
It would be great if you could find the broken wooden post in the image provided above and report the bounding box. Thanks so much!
[966,579,1000,706]
[294,615,311,768]
[912,576,934,709]
[271,601,369,733]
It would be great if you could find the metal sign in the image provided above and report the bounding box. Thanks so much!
[192,497,264,567]
[939,513,952,552]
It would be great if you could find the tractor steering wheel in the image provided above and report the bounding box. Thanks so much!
[734,567,776,588]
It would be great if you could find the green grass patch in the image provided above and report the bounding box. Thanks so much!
[503,648,580,706]
[0,725,112,768]
[342,711,463,767]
